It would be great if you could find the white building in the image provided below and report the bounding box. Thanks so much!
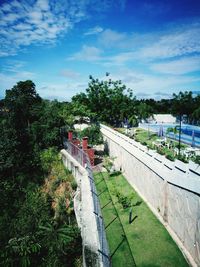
[149,114,176,124]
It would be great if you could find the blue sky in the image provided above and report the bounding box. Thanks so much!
[0,0,200,100]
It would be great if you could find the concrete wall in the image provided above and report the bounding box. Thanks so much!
[61,149,109,267]
[101,124,200,267]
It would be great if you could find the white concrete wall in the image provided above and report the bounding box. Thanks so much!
[101,124,200,267]
[61,149,104,267]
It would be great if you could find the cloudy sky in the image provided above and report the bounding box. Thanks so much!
[0,0,200,100]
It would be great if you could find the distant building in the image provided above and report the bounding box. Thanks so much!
[148,114,176,124]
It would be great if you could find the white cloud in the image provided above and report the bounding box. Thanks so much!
[102,52,135,66]
[60,69,80,79]
[138,25,200,60]
[2,60,26,73]
[98,29,127,48]
[38,81,87,101]
[68,45,103,61]
[84,26,103,36]
[0,0,72,56]
[0,0,127,57]
[96,23,200,63]
[151,56,200,74]
[0,68,36,97]
[108,68,200,98]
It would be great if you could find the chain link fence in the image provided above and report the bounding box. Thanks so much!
[63,139,111,267]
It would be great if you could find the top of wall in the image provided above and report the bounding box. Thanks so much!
[101,124,200,195]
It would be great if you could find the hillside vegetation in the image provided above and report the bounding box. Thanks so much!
[0,81,81,266]
[0,77,199,266]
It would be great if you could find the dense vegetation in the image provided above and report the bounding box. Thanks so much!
[0,76,199,266]
[72,75,200,126]
[0,81,81,266]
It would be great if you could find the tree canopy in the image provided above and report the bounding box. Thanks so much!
[0,81,81,267]
[0,77,200,266]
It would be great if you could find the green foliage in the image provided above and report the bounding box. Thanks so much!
[118,194,133,209]
[192,106,200,125]
[171,91,194,123]
[103,156,114,172]
[157,148,165,155]
[78,124,103,145]
[31,100,65,148]
[165,153,175,161]
[0,81,81,267]
[194,156,200,165]
[95,172,189,267]
[141,141,147,146]
[112,187,134,209]
[40,147,58,174]
[147,143,155,150]
[109,171,121,177]
[135,102,154,122]
[4,236,41,267]
[72,77,200,127]
[166,127,178,136]
[177,154,189,163]
[72,75,137,126]
[71,180,77,190]
[38,222,81,267]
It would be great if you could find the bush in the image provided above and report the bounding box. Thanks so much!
[78,124,103,145]
[165,153,175,161]
[147,143,154,150]
[141,141,147,146]
[113,190,134,209]
[194,155,200,165]
[71,180,77,190]
[157,148,165,155]
[109,171,121,177]
[103,156,114,173]
[177,154,188,163]
[40,147,58,174]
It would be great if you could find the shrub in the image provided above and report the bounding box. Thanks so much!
[109,171,121,177]
[51,177,61,192]
[165,153,175,161]
[78,124,103,145]
[147,143,154,150]
[194,155,200,165]
[177,154,188,163]
[118,194,131,209]
[71,180,77,190]
[157,148,165,155]
[141,141,147,146]
[114,191,134,209]
[103,156,114,173]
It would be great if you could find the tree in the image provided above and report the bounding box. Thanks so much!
[78,124,103,145]
[171,91,194,123]
[171,91,194,154]
[0,80,82,267]
[72,75,137,126]
[192,107,200,125]
[4,80,41,129]
[136,102,154,122]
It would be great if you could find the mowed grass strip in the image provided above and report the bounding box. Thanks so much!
[95,174,136,267]
[94,172,189,267]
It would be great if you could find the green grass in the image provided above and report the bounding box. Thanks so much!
[116,127,189,162]
[94,172,189,267]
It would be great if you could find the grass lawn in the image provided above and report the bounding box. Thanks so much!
[116,127,188,162]
[94,172,189,267]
